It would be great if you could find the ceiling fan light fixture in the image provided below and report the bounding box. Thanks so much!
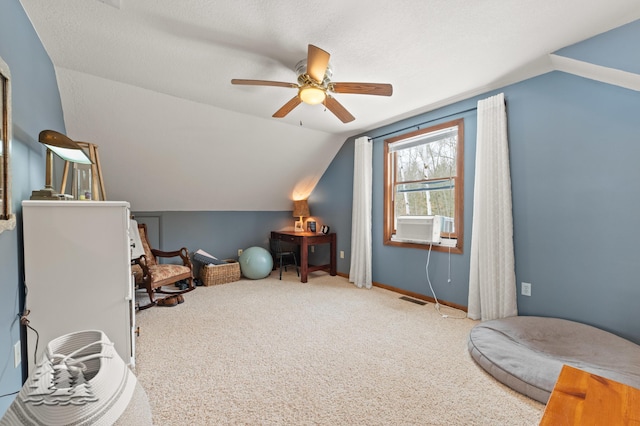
[299,86,326,105]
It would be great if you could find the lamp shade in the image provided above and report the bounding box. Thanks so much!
[39,130,92,164]
[299,86,326,105]
[293,200,310,218]
[30,130,95,200]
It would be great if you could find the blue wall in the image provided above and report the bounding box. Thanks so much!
[311,25,640,344]
[555,20,640,74]
[509,72,640,342]
[133,210,293,261]
[0,0,65,414]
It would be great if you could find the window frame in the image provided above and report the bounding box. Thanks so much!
[383,118,464,254]
[0,54,15,234]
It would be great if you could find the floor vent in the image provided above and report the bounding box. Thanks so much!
[399,296,427,305]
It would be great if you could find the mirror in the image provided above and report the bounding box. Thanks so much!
[0,54,15,234]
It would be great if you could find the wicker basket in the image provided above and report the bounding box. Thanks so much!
[199,259,241,286]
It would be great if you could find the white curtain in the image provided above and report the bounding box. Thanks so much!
[349,136,372,289]
[468,93,518,320]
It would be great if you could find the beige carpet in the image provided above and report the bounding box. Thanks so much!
[134,271,544,425]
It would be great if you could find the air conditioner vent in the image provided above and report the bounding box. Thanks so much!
[393,215,441,244]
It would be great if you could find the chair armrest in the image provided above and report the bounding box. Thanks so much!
[151,247,192,268]
[132,254,148,267]
[132,255,151,280]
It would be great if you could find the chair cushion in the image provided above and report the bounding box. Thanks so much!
[131,264,144,284]
[138,226,156,266]
[132,263,191,287]
[148,264,191,283]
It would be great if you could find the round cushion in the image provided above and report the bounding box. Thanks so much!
[238,246,273,280]
[468,316,640,403]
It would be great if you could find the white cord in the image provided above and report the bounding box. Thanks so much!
[425,244,443,314]
[422,141,465,319]
[447,245,452,283]
[425,244,435,300]
[425,243,467,319]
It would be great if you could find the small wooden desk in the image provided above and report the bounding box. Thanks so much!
[270,231,336,283]
[540,365,640,425]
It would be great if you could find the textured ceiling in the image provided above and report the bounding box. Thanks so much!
[19,0,640,211]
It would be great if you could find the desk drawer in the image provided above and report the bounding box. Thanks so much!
[279,235,298,243]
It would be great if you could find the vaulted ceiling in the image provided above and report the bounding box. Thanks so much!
[19,0,640,211]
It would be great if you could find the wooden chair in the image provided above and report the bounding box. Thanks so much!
[131,223,194,309]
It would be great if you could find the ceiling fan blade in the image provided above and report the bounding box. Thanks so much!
[331,82,393,96]
[231,79,298,89]
[307,44,330,83]
[273,96,302,118]
[323,96,355,123]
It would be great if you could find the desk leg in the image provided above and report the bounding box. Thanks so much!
[330,233,337,276]
[300,238,309,283]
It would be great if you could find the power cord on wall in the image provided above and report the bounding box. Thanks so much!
[0,389,19,399]
[22,284,41,367]
[425,244,467,319]
[20,310,40,367]
[0,284,25,400]
[0,309,37,400]
[448,244,452,283]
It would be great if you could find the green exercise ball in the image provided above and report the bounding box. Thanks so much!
[238,246,273,279]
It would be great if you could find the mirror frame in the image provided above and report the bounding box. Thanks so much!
[0,54,15,234]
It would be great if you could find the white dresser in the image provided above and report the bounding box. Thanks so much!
[22,200,135,374]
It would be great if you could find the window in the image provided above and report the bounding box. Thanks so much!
[384,118,463,253]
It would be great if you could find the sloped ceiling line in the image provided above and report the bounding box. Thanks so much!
[550,54,640,92]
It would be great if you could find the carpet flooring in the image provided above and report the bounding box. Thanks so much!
[134,271,544,425]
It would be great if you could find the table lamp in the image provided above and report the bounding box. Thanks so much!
[293,200,310,232]
[30,130,92,200]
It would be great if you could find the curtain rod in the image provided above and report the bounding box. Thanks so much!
[370,106,477,141]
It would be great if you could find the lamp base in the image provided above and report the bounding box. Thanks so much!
[294,220,304,232]
[30,187,72,201]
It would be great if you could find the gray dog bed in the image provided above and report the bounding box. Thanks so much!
[468,316,640,403]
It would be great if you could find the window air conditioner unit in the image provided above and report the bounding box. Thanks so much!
[395,215,442,244]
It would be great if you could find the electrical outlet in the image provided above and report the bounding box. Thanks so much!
[340,250,345,259]
[237,249,243,257]
[14,341,21,368]
[311,246,314,253]
[521,282,532,297]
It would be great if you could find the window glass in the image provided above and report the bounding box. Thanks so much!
[384,119,463,252]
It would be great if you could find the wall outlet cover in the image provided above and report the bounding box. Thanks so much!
[14,341,21,368]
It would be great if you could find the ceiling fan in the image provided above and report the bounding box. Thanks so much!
[231,44,393,123]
